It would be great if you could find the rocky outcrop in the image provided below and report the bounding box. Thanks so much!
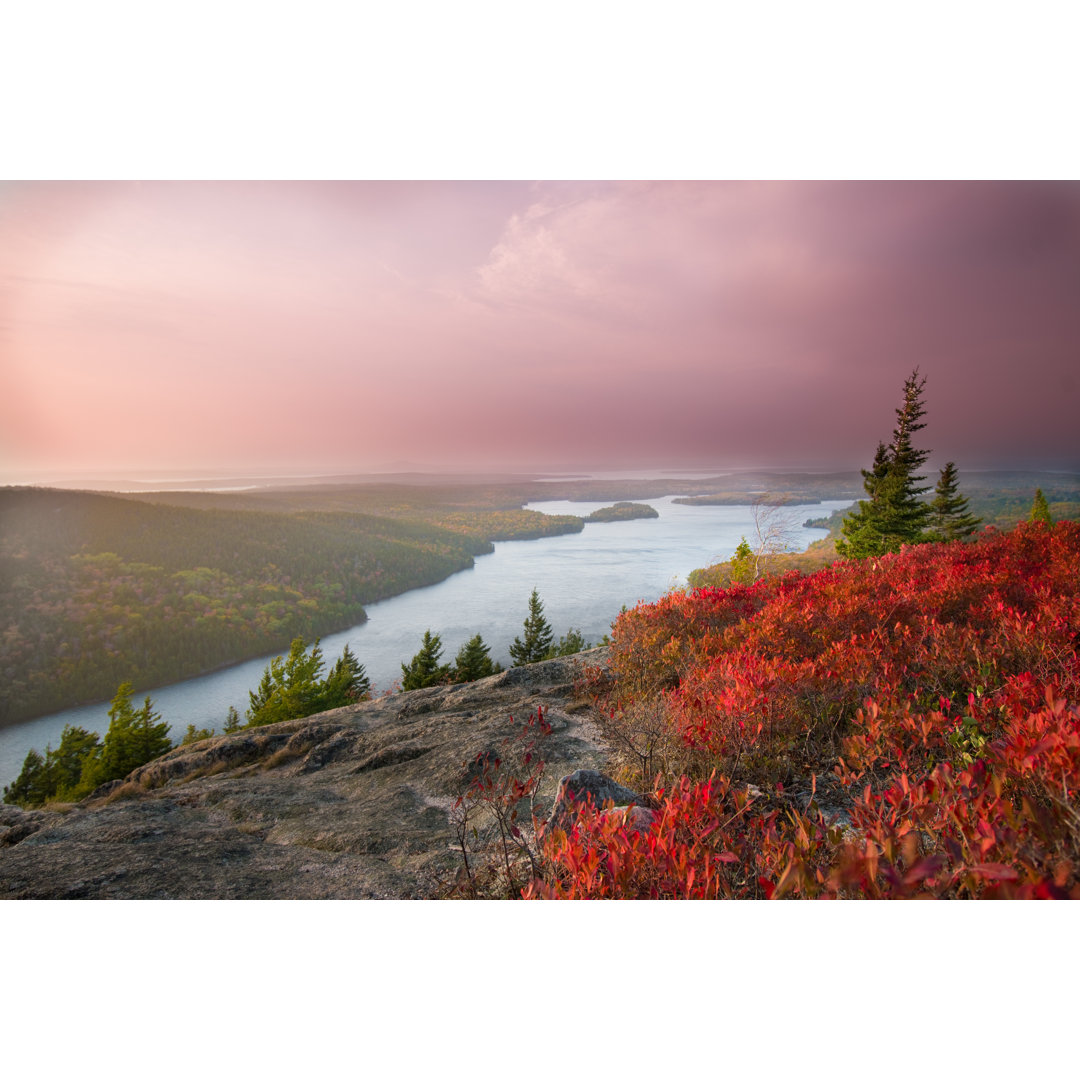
[0,650,614,899]
[546,769,656,832]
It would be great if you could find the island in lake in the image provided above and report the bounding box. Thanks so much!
[586,502,660,522]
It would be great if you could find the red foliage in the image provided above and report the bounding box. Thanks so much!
[535,523,1080,899]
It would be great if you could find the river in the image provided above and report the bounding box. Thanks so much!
[0,497,850,789]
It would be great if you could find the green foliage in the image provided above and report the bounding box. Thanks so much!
[0,487,506,726]
[2,740,85,807]
[453,633,502,683]
[729,536,755,584]
[547,627,591,657]
[1030,488,1053,525]
[319,643,371,707]
[401,630,452,691]
[181,724,215,745]
[245,638,370,725]
[926,461,981,542]
[78,683,172,794]
[247,638,325,726]
[838,370,932,557]
[585,502,659,522]
[223,705,243,733]
[509,589,555,667]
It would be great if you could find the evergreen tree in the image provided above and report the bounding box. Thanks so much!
[548,628,591,658]
[4,725,106,807]
[401,630,451,690]
[729,536,755,584]
[1029,488,1053,525]
[223,705,243,733]
[453,633,501,682]
[926,461,981,542]
[246,638,327,727]
[3,749,47,806]
[80,683,172,790]
[548,626,591,656]
[838,370,932,557]
[509,588,555,667]
[317,643,371,708]
[50,725,104,798]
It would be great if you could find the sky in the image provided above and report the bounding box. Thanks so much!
[2,180,1079,482]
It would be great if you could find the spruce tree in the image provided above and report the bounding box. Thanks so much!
[926,462,981,542]
[509,588,555,667]
[401,630,451,690]
[549,627,590,657]
[3,749,47,807]
[247,638,328,726]
[318,643,371,707]
[453,633,501,683]
[729,536,755,584]
[80,683,172,790]
[1029,488,1053,525]
[838,370,932,557]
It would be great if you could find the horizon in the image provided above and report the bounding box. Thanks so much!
[3,181,1080,479]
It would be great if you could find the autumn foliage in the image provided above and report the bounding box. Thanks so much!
[529,522,1080,898]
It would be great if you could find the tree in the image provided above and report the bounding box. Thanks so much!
[728,537,755,585]
[926,462,981,542]
[401,630,451,690]
[3,749,47,806]
[247,637,328,727]
[453,633,502,682]
[838,369,932,558]
[547,628,591,658]
[80,682,172,791]
[50,725,104,798]
[1030,488,1053,525]
[223,705,243,734]
[750,496,800,579]
[317,643,371,708]
[4,725,106,807]
[509,588,555,667]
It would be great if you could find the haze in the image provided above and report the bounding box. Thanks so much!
[3,180,1078,484]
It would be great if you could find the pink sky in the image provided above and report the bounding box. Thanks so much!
[2,180,1078,482]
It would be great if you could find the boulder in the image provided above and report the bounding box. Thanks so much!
[546,768,654,831]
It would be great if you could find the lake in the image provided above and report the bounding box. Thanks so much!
[0,497,850,789]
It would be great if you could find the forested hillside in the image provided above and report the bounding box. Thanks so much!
[0,487,581,726]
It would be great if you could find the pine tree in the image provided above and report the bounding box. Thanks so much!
[3,749,47,806]
[926,462,981,542]
[246,638,327,727]
[80,682,172,790]
[838,370,932,557]
[729,536,755,584]
[401,630,451,690]
[318,643,371,707]
[4,725,105,807]
[509,588,555,667]
[453,633,501,682]
[549,627,591,657]
[223,705,243,733]
[1029,488,1053,525]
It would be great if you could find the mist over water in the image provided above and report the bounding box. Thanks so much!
[0,497,850,789]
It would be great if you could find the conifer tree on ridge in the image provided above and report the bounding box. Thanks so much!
[838,369,932,558]
[926,461,981,542]
[509,588,555,667]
